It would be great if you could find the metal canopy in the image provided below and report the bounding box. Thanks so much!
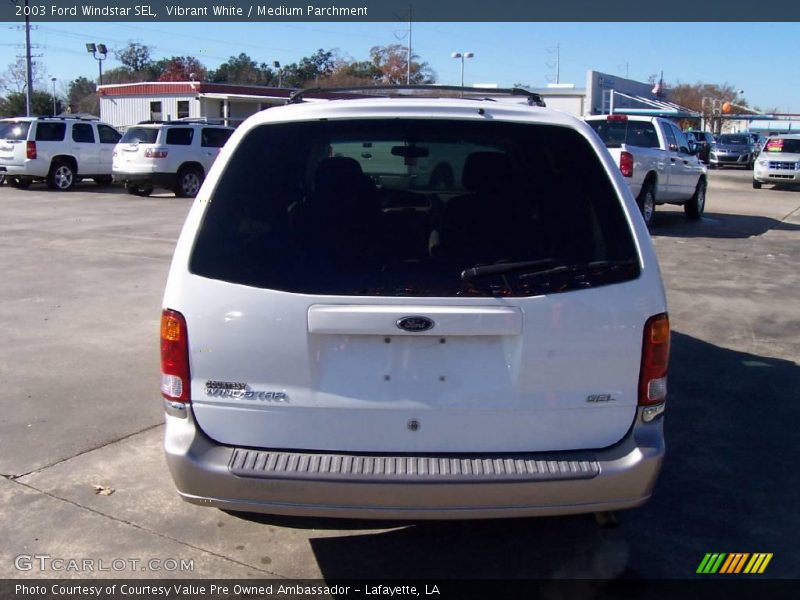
[610,91,700,119]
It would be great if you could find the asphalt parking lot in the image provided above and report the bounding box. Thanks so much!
[1,170,798,580]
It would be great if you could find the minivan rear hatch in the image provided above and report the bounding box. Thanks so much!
[177,116,654,454]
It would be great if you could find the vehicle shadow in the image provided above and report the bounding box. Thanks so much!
[4,183,126,195]
[651,211,800,239]
[230,332,800,580]
[7,183,178,197]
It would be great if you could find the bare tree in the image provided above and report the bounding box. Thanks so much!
[2,57,47,93]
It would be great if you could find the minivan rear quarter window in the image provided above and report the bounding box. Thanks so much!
[191,120,639,297]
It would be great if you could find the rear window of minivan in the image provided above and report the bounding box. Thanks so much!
[0,121,31,140]
[190,119,640,297]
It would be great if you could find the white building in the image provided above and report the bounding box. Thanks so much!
[98,82,292,129]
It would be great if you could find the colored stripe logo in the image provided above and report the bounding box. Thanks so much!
[697,553,773,574]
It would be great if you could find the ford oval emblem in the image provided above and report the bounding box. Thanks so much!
[396,316,434,332]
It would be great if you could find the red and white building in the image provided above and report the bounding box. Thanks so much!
[97,82,293,129]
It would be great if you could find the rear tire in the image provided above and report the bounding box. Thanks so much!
[752,180,762,189]
[636,181,656,227]
[9,176,31,189]
[174,167,203,198]
[46,160,76,191]
[685,179,706,219]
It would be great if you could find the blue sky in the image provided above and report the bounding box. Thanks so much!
[2,21,799,112]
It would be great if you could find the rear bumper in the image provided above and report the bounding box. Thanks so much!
[164,404,665,519]
[0,162,48,178]
[113,171,176,189]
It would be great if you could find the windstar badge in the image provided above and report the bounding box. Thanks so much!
[205,381,288,402]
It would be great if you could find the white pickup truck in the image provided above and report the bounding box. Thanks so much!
[586,115,707,226]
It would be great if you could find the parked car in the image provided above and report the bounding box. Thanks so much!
[161,87,670,520]
[752,135,800,189]
[112,120,234,197]
[709,133,754,169]
[0,116,121,190]
[585,114,707,227]
[684,130,714,164]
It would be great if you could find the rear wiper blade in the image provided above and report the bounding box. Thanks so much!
[461,259,556,282]
[518,259,639,280]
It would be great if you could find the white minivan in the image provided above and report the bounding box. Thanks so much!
[161,88,670,519]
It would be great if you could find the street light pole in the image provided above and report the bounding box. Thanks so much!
[86,43,108,86]
[451,51,474,92]
[51,77,57,115]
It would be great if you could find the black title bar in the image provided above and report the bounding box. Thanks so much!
[3,0,800,22]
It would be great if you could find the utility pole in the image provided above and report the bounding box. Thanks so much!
[24,0,34,116]
[546,44,561,85]
[406,4,412,85]
[554,44,560,84]
[393,4,413,85]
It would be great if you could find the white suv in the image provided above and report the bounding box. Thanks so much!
[161,88,669,519]
[112,120,234,197]
[753,135,800,188]
[0,116,121,190]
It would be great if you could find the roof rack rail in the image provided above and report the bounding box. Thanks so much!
[39,113,100,121]
[174,117,227,124]
[135,118,230,126]
[287,85,546,107]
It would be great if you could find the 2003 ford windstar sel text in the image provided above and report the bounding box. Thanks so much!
[160,87,670,519]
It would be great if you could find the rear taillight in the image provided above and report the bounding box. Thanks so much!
[620,151,634,177]
[639,313,670,409]
[607,114,628,121]
[161,309,190,403]
[145,148,168,159]
[26,141,37,160]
